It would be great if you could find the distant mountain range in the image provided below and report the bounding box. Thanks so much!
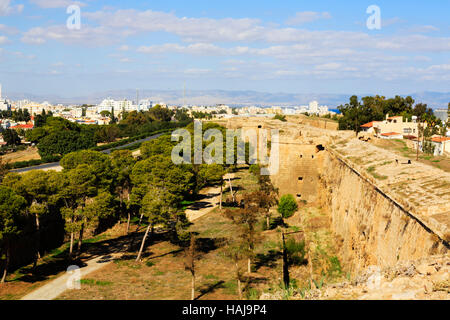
[5,90,450,109]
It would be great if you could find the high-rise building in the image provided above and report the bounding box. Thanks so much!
[0,83,11,111]
[309,101,319,113]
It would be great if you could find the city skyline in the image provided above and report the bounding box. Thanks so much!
[0,1,450,97]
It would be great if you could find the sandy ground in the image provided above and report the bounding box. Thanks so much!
[185,173,234,222]
[20,253,122,300]
[1,147,41,163]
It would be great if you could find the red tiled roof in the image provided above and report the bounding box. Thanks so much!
[431,137,450,143]
[381,132,401,136]
[10,124,34,129]
[361,121,379,128]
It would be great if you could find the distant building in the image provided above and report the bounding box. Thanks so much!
[430,136,450,156]
[309,101,319,114]
[361,114,423,138]
[0,84,11,112]
[434,109,449,124]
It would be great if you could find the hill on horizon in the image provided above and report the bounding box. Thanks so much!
[5,90,450,109]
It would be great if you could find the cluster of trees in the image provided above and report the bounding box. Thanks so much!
[18,105,193,161]
[0,109,31,122]
[0,122,255,284]
[24,117,96,161]
[1,129,21,146]
[191,111,213,120]
[119,105,175,137]
[338,95,447,135]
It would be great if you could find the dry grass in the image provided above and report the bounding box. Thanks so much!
[0,147,41,163]
[59,168,284,300]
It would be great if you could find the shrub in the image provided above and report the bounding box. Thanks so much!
[277,194,298,218]
[274,114,287,122]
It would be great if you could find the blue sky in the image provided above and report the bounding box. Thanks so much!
[0,0,449,97]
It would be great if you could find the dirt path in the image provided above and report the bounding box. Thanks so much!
[20,253,122,300]
[21,174,233,300]
[185,173,234,221]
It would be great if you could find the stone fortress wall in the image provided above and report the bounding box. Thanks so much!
[212,116,449,274]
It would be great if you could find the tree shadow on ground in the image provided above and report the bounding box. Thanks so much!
[195,237,227,254]
[195,280,225,300]
[12,232,137,283]
[253,250,282,271]
[264,217,288,230]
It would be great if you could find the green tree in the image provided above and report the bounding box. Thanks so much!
[2,129,21,146]
[61,150,113,193]
[149,105,173,122]
[250,165,279,229]
[135,186,178,261]
[3,171,58,266]
[55,166,97,256]
[224,192,264,274]
[0,186,26,283]
[277,194,298,219]
[94,125,120,143]
[110,150,135,234]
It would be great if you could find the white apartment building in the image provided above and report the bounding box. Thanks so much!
[0,84,11,112]
[98,98,133,113]
[309,101,319,113]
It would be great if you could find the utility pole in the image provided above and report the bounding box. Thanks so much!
[136,89,139,110]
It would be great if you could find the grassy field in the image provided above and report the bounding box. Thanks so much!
[0,147,41,164]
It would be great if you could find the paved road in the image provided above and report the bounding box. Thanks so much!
[12,132,165,173]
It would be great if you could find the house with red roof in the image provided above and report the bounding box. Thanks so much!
[430,136,450,156]
[10,123,34,130]
[360,114,424,139]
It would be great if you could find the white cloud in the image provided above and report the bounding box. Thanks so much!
[381,17,404,28]
[0,35,8,44]
[0,0,23,15]
[286,11,331,26]
[17,7,450,83]
[408,25,439,33]
[138,43,251,56]
[315,63,341,70]
[184,68,211,75]
[30,0,86,9]
[0,24,19,34]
